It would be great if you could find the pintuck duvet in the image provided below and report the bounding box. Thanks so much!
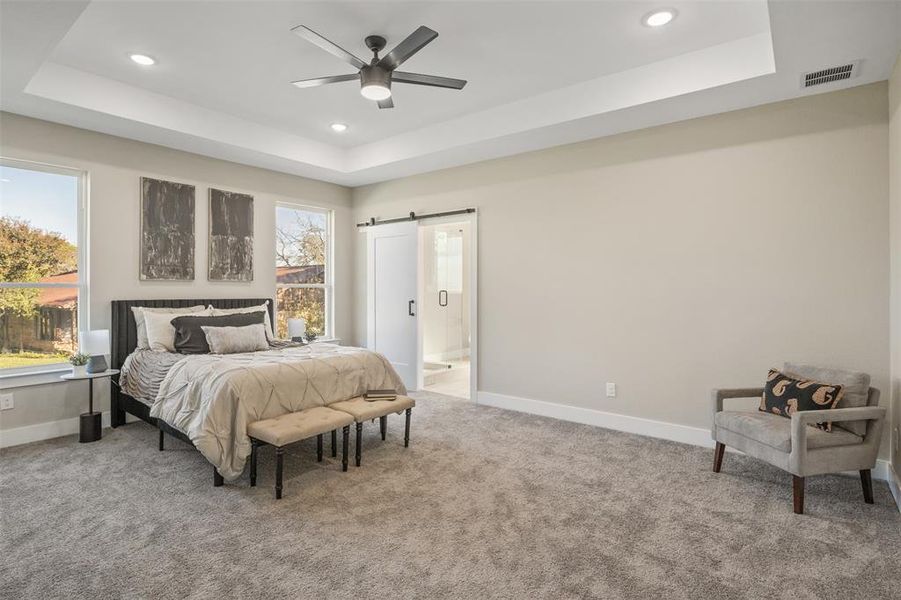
[147,344,406,480]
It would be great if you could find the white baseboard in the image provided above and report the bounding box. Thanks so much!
[0,411,111,448]
[477,391,894,483]
[888,465,901,512]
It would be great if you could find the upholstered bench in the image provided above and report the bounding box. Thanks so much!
[247,406,354,499]
[329,395,415,467]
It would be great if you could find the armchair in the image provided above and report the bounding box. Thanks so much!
[711,365,885,514]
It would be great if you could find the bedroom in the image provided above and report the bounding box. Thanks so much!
[1,1,900,598]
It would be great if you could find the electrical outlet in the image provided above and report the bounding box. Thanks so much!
[606,382,616,398]
[0,393,13,411]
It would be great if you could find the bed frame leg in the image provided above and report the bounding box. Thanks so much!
[158,429,164,451]
[380,416,387,440]
[331,429,337,458]
[342,425,349,472]
[317,434,323,462]
[275,447,284,500]
[404,408,411,448]
[250,440,258,487]
[355,422,363,467]
[213,468,224,487]
[110,393,126,428]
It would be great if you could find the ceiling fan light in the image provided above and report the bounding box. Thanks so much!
[361,84,392,101]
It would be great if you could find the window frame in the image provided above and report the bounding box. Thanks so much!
[0,157,89,379]
[274,201,333,339]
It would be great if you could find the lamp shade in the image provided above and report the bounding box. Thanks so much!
[79,329,110,356]
[287,318,306,339]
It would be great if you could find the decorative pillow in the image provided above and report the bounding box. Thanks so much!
[759,369,844,431]
[171,312,266,354]
[783,363,870,437]
[132,305,206,349]
[201,324,269,354]
[208,302,274,341]
[143,308,209,352]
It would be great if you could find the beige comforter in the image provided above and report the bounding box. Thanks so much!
[148,344,406,480]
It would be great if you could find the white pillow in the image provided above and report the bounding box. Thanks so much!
[144,308,209,352]
[201,324,269,354]
[208,302,274,341]
[132,305,206,349]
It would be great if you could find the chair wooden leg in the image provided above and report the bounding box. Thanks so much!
[342,425,349,472]
[317,433,323,462]
[380,415,387,440]
[158,429,165,452]
[793,476,805,514]
[404,408,411,448]
[713,442,725,473]
[213,468,224,487]
[355,422,363,467]
[275,447,284,500]
[860,469,874,504]
[249,440,258,487]
[331,429,337,457]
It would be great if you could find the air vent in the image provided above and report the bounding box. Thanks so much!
[801,62,859,88]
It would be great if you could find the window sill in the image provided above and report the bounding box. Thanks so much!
[0,365,73,389]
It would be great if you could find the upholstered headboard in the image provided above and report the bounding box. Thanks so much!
[110,298,274,371]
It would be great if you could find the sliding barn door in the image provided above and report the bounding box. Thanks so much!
[367,222,419,390]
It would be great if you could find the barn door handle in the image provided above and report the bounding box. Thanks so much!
[408,300,415,316]
[438,290,448,307]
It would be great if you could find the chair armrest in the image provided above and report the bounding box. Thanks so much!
[711,387,764,413]
[791,406,887,459]
[791,406,886,427]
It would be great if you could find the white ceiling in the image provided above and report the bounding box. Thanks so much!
[2,1,900,186]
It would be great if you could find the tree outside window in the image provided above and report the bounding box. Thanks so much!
[275,206,330,338]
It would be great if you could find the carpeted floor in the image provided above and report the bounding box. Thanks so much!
[1,392,899,599]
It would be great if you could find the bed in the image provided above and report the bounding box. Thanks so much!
[110,298,405,483]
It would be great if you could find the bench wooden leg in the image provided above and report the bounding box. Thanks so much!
[860,469,874,504]
[793,476,805,514]
[331,429,337,457]
[158,429,164,452]
[317,434,323,462]
[250,440,258,487]
[380,416,387,440]
[355,422,363,467]
[213,468,224,487]
[713,442,725,473]
[342,425,349,472]
[275,447,284,500]
[404,408,411,448]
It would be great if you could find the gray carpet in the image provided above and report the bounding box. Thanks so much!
[1,392,899,600]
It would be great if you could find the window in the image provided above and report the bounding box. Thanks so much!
[275,204,332,338]
[0,159,86,373]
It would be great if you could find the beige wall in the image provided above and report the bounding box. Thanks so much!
[890,54,901,479]
[0,112,352,432]
[353,83,892,459]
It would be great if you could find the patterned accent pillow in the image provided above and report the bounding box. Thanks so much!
[201,323,270,354]
[759,369,844,431]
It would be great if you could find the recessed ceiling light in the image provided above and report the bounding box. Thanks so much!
[330,123,348,133]
[642,9,676,27]
[129,53,156,66]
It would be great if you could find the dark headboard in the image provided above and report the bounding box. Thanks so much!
[110,298,274,371]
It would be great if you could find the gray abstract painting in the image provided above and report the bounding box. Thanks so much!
[208,188,253,281]
[140,177,195,280]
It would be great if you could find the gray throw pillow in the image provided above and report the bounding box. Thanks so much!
[172,312,266,354]
[201,323,270,354]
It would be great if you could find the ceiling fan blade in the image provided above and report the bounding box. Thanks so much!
[291,74,359,88]
[377,97,394,109]
[291,25,367,70]
[377,26,438,71]
[392,71,467,90]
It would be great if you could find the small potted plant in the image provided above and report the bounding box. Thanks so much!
[305,330,319,344]
[69,353,90,376]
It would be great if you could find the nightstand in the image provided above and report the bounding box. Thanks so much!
[60,369,120,443]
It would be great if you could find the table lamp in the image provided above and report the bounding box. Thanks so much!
[79,329,110,373]
[287,318,306,342]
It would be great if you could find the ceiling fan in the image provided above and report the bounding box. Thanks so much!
[289,24,467,109]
